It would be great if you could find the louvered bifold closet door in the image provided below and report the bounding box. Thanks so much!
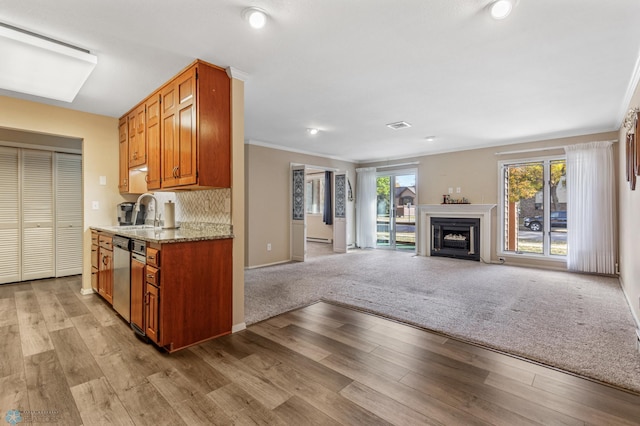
[22,149,54,280]
[55,153,82,276]
[0,147,20,284]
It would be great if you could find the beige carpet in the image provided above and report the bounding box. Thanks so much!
[245,244,640,393]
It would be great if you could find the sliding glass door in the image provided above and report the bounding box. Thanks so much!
[376,172,417,250]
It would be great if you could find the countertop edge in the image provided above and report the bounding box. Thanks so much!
[90,225,234,244]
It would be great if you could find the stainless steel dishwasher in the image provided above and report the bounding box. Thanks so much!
[112,236,131,322]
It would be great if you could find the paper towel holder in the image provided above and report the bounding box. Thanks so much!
[162,200,179,229]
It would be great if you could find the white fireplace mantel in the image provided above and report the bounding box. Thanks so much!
[416,204,496,263]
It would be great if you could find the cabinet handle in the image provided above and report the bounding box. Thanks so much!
[145,174,149,183]
[124,179,127,184]
[146,274,154,278]
[102,256,107,265]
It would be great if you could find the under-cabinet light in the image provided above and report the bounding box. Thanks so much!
[0,22,97,102]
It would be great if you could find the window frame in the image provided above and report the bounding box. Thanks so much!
[497,155,567,260]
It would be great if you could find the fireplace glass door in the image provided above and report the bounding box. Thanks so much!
[376,172,416,250]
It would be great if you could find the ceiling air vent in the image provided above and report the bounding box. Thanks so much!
[386,121,412,130]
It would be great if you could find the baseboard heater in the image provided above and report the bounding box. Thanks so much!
[307,237,332,244]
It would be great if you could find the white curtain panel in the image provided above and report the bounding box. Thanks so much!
[565,141,616,274]
[356,167,377,248]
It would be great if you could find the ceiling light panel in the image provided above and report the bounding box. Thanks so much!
[242,7,268,29]
[0,23,97,102]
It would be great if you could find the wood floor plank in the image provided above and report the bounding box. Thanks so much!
[76,291,120,327]
[0,373,29,414]
[49,326,103,388]
[400,370,545,426]
[241,352,393,425]
[340,380,440,426]
[24,350,83,425]
[52,283,91,318]
[485,371,639,426]
[285,307,347,329]
[368,321,449,345]
[0,297,18,328]
[147,367,233,425]
[532,373,640,420]
[0,324,24,378]
[282,316,380,353]
[212,330,354,394]
[250,322,332,361]
[32,285,74,331]
[167,348,231,394]
[0,282,32,299]
[15,290,54,357]
[305,302,391,329]
[69,313,120,358]
[191,343,293,410]
[273,394,342,426]
[70,376,134,425]
[343,321,536,386]
[119,380,186,425]
[207,382,288,425]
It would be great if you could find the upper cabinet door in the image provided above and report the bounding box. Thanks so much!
[128,103,146,168]
[118,117,128,193]
[146,93,161,190]
[161,67,197,188]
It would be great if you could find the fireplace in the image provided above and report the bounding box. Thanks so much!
[431,217,480,261]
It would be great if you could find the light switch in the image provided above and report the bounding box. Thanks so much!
[448,187,453,194]
[456,187,461,193]
[92,201,99,210]
[99,176,106,185]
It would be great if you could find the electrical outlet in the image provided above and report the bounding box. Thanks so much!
[91,201,99,210]
[267,243,272,251]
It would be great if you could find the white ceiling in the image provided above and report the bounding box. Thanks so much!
[1,0,640,162]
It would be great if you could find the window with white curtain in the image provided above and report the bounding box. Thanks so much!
[499,156,568,258]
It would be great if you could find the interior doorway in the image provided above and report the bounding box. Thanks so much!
[376,171,417,251]
[291,164,349,261]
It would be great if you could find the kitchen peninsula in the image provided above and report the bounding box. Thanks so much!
[91,223,233,352]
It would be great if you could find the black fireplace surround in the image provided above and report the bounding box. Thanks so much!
[431,217,480,261]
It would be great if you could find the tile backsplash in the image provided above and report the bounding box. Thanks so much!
[150,188,231,225]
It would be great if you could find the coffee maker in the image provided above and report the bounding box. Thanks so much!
[117,202,146,226]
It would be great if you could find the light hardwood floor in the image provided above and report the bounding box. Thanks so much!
[1,276,640,425]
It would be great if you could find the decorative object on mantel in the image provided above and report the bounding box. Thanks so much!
[623,107,639,190]
[442,194,470,204]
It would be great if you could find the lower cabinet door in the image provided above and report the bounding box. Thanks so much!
[130,258,145,332]
[145,283,160,343]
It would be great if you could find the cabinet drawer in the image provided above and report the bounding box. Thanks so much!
[91,244,99,268]
[146,265,159,286]
[146,247,160,267]
[91,231,99,246]
[99,235,113,250]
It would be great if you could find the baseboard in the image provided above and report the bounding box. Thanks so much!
[619,276,640,329]
[80,288,95,295]
[307,237,332,243]
[245,260,291,270]
[232,322,246,333]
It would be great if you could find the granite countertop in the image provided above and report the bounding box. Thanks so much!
[91,222,233,244]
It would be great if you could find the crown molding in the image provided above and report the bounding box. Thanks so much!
[226,67,249,81]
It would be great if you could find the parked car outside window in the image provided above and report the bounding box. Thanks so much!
[523,210,567,232]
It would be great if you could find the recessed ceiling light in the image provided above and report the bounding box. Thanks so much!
[425,136,436,142]
[242,7,268,29]
[490,0,514,20]
[386,121,412,130]
[307,128,319,135]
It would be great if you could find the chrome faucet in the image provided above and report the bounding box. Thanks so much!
[133,192,159,227]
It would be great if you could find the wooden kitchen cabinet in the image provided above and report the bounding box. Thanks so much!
[120,59,230,192]
[145,93,161,190]
[98,235,113,305]
[90,231,99,292]
[145,238,232,352]
[118,117,129,193]
[130,255,145,333]
[128,103,146,168]
[145,282,160,343]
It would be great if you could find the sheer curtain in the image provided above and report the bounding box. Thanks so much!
[565,141,616,274]
[356,167,377,248]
